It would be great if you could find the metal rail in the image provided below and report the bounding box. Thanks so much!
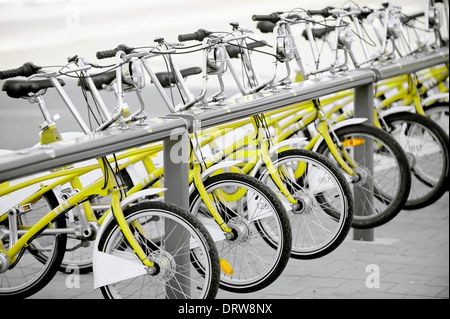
[0,68,377,183]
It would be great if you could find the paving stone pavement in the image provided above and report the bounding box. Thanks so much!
[27,191,449,300]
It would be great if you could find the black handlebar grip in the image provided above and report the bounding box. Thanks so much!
[115,44,135,54]
[358,9,374,19]
[252,13,280,24]
[96,49,118,60]
[307,7,334,17]
[96,44,135,59]
[178,29,212,42]
[0,62,41,80]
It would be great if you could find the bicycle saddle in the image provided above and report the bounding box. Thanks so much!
[225,41,268,59]
[1,78,65,99]
[301,26,336,40]
[256,21,275,33]
[77,70,116,91]
[153,67,202,88]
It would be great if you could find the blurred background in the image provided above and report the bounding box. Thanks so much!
[0,0,438,150]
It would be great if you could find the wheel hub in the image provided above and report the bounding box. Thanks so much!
[148,250,176,282]
[351,166,370,186]
[227,217,250,243]
[292,190,314,214]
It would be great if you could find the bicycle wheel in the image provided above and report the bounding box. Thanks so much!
[424,101,449,136]
[189,172,292,293]
[315,124,412,229]
[383,112,449,209]
[0,191,67,298]
[254,149,353,259]
[98,201,220,299]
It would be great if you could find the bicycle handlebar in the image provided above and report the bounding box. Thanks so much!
[96,44,135,59]
[357,8,374,19]
[252,13,281,24]
[0,62,42,80]
[178,29,213,42]
[307,6,335,18]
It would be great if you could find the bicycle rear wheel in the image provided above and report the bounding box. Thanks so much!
[383,112,449,209]
[315,124,412,229]
[0,191,67,298]
[98,201,220,299]
[255,149,353,259]
[189,172,292,293]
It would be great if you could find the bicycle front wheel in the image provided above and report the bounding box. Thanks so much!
[255,149,353,259]
[98,201,220,299]
[189,172,292,293]
[316,124,412,229]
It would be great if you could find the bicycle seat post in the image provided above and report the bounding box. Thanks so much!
[26,93,58,131]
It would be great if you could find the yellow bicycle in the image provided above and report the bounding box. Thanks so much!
[0,62,221,299]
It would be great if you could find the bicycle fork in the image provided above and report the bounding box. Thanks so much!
[191,154,234,236]
[99,157,156,271]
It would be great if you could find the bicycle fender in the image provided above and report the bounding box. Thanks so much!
[250,137,308,177]
[95,188,167,235]
[119,188,167,208]
[379,106,415,117]
[188,160,242,194]
[92,188,167,289]
[421,93,449,106]
[312,118,367,152]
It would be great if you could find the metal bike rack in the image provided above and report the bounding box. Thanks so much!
[0,46,448,242]
[369,47,449,81]
[0,68,376,183]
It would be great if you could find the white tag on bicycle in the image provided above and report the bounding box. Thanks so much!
[308,166,335,193]
[247,196,273,221]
